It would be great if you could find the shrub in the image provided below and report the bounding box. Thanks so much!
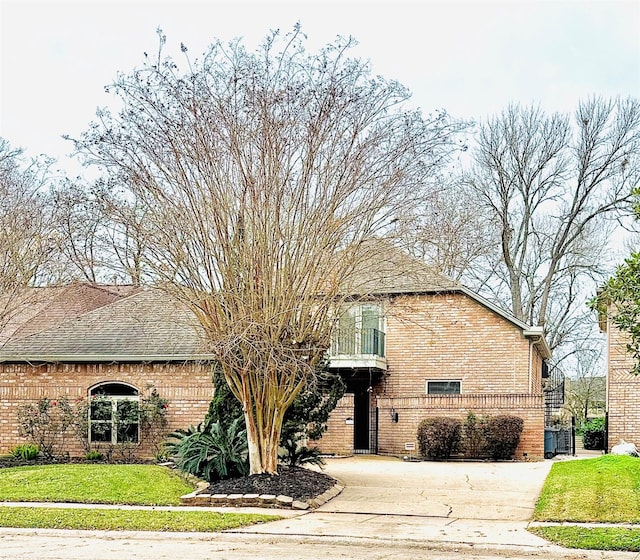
[165,416,249,482]
[485,415,524,460]
[11,444,40,461]
[279,439,325,467]
[85,450,103,461]
[417,416,462,460]
[139,387,170,455]
[583,417,606,450]
[17,397,73,459]
[463,412,488,458]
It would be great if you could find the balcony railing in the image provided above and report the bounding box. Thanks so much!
[329,327,385,358]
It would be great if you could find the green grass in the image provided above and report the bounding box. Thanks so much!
[0,464,195,506]
[0,464,280,532]
[530,455,640,551]
[530,526,640,552]
[0,506,279,532]
[533,455,640,523]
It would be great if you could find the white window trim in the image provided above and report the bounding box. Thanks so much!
[89,387,140,445]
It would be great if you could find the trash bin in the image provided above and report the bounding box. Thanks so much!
[544,428,558,459]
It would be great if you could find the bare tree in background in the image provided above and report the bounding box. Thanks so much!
[71,27,465,474]
[400,179,497,280]
[562,348,606,428]
[464,98,640,351]
[0,139,56,340]
[52,178,147,285]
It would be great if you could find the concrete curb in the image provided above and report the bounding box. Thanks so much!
[180,481,344,510]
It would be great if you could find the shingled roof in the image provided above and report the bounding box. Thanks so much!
[346,244,462,295]
[0,288,210,363]
[0,245,551,362]
[4,283,139,342]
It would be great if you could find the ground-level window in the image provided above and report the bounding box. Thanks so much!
[426,380,461,395]
[89,383,140,444]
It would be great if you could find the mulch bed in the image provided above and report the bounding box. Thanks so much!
[206,466,336,501]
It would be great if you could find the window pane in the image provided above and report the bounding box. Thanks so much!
[91,383,138,397]
[117,421,139,443]
[361,304,380,330]
[90,422,112,442]
[337,309,356,354]
[116,400,140,443]
[427,381,461,395]
[90,400,112,421]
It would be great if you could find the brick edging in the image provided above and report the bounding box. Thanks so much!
[180,481,344,510]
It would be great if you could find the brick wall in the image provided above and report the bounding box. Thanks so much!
[377,394,544,459]
[607,317,640,450]
[314,393,354,456]
[0,362,214,458]
[383,293,535,396]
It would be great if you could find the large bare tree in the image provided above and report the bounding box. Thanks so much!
[72,28,465,474]
[464,98,640,351]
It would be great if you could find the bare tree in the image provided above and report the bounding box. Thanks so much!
[0,139,56,340]
[71,27,465,474]
[464,98,640,351]
[400,179,497,280]
[52,178,147,285]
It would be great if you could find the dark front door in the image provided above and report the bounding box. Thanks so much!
[353,385,370,452]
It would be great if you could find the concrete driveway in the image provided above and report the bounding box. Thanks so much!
[318,455,553,521]
[235,455,558,550]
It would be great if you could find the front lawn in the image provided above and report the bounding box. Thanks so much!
[0,506,278,532]
[533,455,640,523]
[0,464,194,506]
[0,464,280,532]
[531,455,640,551]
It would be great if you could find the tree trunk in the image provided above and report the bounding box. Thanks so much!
[244,409,265,475]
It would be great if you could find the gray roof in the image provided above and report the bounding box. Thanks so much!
[346,245,463,295]
[0,289,211,363]
[0,246,551,362]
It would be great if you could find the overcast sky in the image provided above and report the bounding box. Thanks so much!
[0,0,638,174]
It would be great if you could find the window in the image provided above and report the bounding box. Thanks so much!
[333,303,385,356]
[89,383,140,444]
[427,380,461,395]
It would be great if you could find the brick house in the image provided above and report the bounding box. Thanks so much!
[0,254,551,459]
[319,249,551,459]
[0,284,214,458]
[597,305,640,451]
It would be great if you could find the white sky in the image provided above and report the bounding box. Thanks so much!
[0,0,639,174]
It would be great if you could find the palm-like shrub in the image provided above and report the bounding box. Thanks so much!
[279,438,325,467]
[165,417,248,482]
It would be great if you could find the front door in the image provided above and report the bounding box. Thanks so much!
[353,385,371,452]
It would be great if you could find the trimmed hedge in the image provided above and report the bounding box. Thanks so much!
[417,416,462,460]
[417,413,525,461]
[485,414,524,460]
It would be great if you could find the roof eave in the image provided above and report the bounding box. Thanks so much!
[0,353,217,364]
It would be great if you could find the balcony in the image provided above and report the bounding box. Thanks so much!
[328,327,387,371]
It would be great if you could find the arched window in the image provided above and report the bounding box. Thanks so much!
[89,383,140,444]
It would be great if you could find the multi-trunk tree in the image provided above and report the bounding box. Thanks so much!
[71,27,465,474]
[462,98,640,354]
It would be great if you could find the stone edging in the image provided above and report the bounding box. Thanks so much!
[180,481,344,510]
